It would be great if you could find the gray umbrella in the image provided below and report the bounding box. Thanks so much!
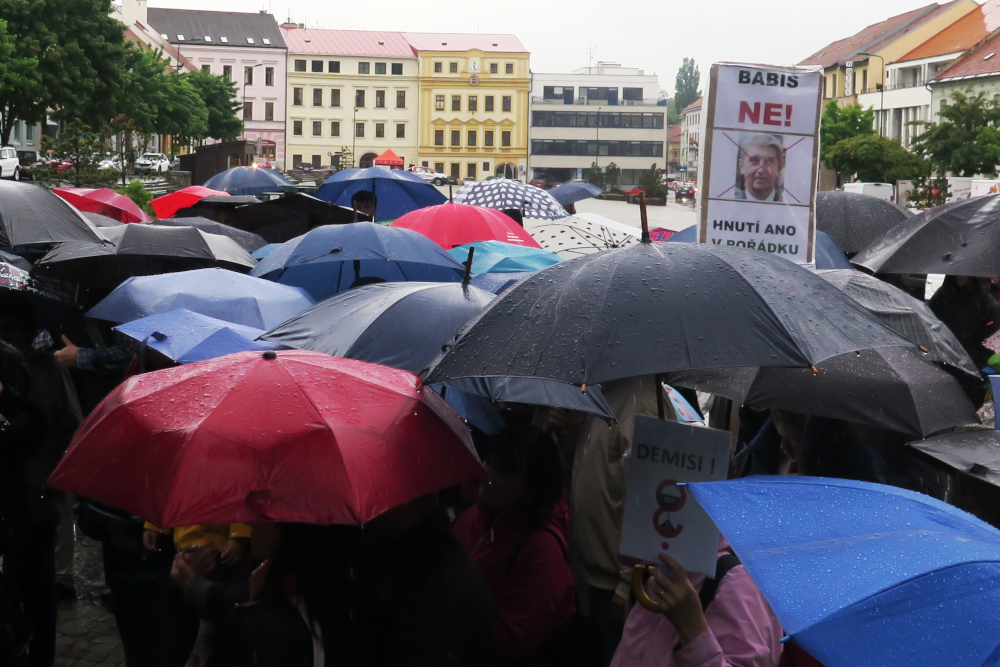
[667,347,978,438]
[816,191,911,255]
[453,178,568,220]
[0,181,107,247]
[82,212,126,228]
[816,269,980,378]
[909,428,1000,486]
[425,241,913,386]
[150,217,268,253]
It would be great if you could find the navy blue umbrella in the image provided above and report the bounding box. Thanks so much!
[314,168,446,222]
[250,223,465,301]
[663,226,852,269]
[548,181,603,206]
[202,166,295,196]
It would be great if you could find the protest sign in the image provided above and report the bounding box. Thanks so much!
[619,416,730,576]
[698,63,823,265]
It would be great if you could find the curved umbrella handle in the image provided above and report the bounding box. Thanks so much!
[631,564,666,613]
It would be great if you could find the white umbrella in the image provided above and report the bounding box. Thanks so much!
[524,213,639,258]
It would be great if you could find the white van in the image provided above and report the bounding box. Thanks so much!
[971,179,1000,198]
[841,182,894,202]
[947,177,973,202]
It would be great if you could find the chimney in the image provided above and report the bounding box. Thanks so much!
[121,0,147,26]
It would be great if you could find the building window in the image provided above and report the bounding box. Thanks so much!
[505,63,514,74]
[467,163,476,178]
[200,64,210,74]
[265,67,274,86]
[355,90,365,107]
[449,62,458,73]
[329,61,340,73]
[490,63,498,74]
[391,63,403,76]
[313,120,322,136]
[25,124,34,142]
[451,163,460,179]
[396,123,405,139]
[358,62,370,74]
[436,95,445,111]
[243,102,253,121]
[482,161,490,171]
[434,62,442,73]
[940,100,948,112]
[312,155,322,168]
[468,96,477,112]
[313,89,323,106]
[331,121,340,136]
[331,89,341,107]
[375,90,385,108]
[375,122,385,138]
[529,139,664,157]
[292,154,302,167]
[308,60,321,73]
[434,129,444,146]
[293,87,303,106]
[502,96,512,112]
[451,129,461,146]
[452,95,461,111]
[501,131,511,147]
[293,120,303,136]
[356,122,365,138]
[485,96,494,112]
[435,162,445,173]
[484,130,494,147]
[467,130,476,146]
[223,65,232,80]
[265,102,274,121]
[375,62,386,75]
[396,90,406,108]
[531,110,664,129]
[294,60,306,72]
[623,87,644,101]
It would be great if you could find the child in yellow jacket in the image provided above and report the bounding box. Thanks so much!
[142,523,252,566]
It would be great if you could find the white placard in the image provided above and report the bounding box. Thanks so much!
[699,63,823,265]
[619,417,730,577]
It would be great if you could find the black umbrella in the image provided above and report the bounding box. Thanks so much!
[667,347,978,438]
[816,269,980,378]
[149,217,268,253]
[908,428,1000,486]
[816,191,911,255]
[0,257,78,324]
[174,194,260,224]
[82,212,126,228]
[232,194,357,243]
[425,241,912,387]
[0,181,107,247]
[852,195,1000,276]
[37,223,257,289]
[0,250,31,271]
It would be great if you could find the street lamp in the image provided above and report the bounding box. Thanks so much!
[859,52,885,138]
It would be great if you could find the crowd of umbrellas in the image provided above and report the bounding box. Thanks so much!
[8,162,1000,666]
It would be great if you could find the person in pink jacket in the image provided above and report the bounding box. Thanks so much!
[611,540,782,667]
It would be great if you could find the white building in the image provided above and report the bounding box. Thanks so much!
[528,62,668,186]
[680,97,702,178]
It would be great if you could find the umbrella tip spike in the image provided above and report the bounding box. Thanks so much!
[810,365,818,375]
[262,350,277,360]
[919,345,929,353]
[581,383,587,394]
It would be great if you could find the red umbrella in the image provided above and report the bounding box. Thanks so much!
[52,187,152,223]
[48,350,483,526]
[391,202,542,249]
[150,185,228,219]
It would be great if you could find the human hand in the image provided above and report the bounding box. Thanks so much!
[142,529,160,551]
[182,542,220,576]
[647,554,708,647]
[170,552,198,590]
[248,559,271,600]
[53,335,78,369]
[220,538,245,566]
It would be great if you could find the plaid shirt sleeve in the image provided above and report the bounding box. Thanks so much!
[31,329,55,353]
[76,331,137,373]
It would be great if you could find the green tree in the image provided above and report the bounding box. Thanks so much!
[39,119,118,187]
[115,180,155,216]
[908,173,950,209]
[820,101,876,167]
[910,89,1000,177]
[603,162,622,190]
[824,135,924,184]
[0,0,128,145]
[657,90,681,125]
[674,58,701,115]
[638,163,667,197]
[186,70,243,141]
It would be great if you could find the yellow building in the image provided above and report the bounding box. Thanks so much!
[405,33,530,182]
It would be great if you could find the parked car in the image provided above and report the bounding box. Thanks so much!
[0,146,21,180]
[16,151,37,180]
[98,155,124,171]
[675,185,696,204]
[529,177,547,189]
[135,152,171,174]
[408,165,454,186]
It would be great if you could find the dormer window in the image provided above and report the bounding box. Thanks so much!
[247,37,255,44]
[220,36,229,43]
[204,36,212,42]
[177,34,185,40]
[262,38,271,45]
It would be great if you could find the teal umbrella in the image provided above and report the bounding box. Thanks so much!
[448,240,562,276]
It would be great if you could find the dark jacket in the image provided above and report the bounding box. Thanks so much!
[929,276,1000,369]
[75,499,176,590]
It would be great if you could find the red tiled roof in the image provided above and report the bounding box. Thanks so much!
[799,2,959,68]
[933,28,1000,79]
[667,125,682,141]
[281,28,415,57]
[682,98,702,113]
[403,33,527,53]
[900,0,1000,62]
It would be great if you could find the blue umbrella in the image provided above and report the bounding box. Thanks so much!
[202,166,295,196]
[448,241,563,275]
[689,476,1000,667]
[469,271,533,295]
[663,226,852,269]
[250,223,464,301]
[114,308,284,364]
[314,168,447,222]
[252,243,281,260]
[87,268,314,329]
[548,181,603,206]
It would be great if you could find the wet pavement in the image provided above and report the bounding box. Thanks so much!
[55,533,125,667]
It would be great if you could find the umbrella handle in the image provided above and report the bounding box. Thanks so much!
[631,564,668,613]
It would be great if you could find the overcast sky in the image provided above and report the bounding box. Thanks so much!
[155,0,960,94]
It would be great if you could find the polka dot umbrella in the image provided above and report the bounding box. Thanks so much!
[452,178,568,220]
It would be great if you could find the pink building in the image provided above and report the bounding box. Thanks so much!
[143,4,288,166]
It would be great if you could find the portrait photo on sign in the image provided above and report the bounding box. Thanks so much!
[708,129,814,206]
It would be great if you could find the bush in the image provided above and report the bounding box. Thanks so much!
[638,163,667,198]
[115,180,155,216]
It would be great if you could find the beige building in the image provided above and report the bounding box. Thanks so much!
[680,98,702,177]
[281,27,420,170]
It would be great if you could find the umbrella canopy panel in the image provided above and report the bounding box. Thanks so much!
[392,203,542,249]
[448,241,562,275]
[53,187,152,223]
[548,181,603,206]
[908,428,1000,486]
[454,178,568,220]
[315,167,447,222]
[150,217,268,253]
[151,186,229,219]
[202,166,295,196]
[816,191,911,255]
[525,215,638,257]
[231,193,357,243]
[0,181,108,247]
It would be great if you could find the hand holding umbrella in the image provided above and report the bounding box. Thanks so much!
[638,553,709,647]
